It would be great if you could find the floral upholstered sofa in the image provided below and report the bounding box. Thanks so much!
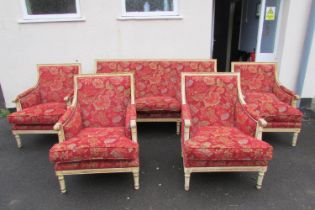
[96,59,217,134]
[232,62,303,146]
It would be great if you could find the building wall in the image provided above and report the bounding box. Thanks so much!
[277,0,312,91]
[0,0,213,108]
[302,33,315,98]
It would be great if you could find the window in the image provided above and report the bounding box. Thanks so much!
[122,0,179,17]
[21,0,81,20]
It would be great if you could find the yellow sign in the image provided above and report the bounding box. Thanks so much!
[265,7,276,21]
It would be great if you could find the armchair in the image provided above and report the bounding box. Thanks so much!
[7,64,80,148]
[49,73,139,193]
[231,62,303,146]
[181,72,273,191]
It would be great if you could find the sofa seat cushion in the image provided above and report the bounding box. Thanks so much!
[7,102,66,125]
[245,92,302,125]
[136,96,181,112]
[184,126,272,161]
[49,127,138,163]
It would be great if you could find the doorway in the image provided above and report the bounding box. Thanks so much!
[212,0,282,71]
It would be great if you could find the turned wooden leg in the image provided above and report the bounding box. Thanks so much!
[176,121,180,135]
[133,169,140,190]
[14,134,22,149]
[184,170,191,191]
[57,175,67,194]
[256,171,265,190]
[292,132,299,147]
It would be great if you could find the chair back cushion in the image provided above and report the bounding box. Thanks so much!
[184,74,238,128]
[38,64,80,103]
[76,75,132,128]
[232,63,276,93]
[96,60,216,101]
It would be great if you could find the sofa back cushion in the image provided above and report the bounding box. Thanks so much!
[96,60,216,100]
[184,75,238,129]
[76,75,132,128]
[38,64,80,103]
[232,63,276,93]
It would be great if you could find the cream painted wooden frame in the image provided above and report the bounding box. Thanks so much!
[95,59,218,135]
[231,62,301,147]
[11,63,81,149]
[53,73,139,194]
[181,72,268,191]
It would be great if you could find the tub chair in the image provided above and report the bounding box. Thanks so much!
[7,64,80,148]
[232,62,303,146]
[181,72,273,191]
[96,59,217,135]
[49,73,139,193]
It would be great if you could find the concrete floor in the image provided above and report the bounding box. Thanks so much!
[0,116,315,210]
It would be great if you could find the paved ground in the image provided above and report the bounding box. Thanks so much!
[0,116,315,210]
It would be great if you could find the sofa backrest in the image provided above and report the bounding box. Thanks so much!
[232,62,276,93]
[38,64,80,103]
[96,60,217,100]
[183,73,239,131]
[75,74,134,128]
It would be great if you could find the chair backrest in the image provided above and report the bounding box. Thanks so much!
[182,73,243,130]
[96,60,217,100]
[74,73,135,128]
[231,62,277,93]
[37,64,80,103]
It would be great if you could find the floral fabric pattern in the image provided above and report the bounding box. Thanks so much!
[55,158,139,170]
[8,102,66,125]
[96,60,216,118]
[49,127,138,163]
[184,159,269,167]
[12,125,54,130]
[38,65,79,103]
[76,76,131,128]
[245,92,302,127]
[185,75,238,135]
[184,126,273,161]
[17,87,41,109]
[136,96,181,112]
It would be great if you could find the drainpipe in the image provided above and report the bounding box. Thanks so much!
[296,0,315,97]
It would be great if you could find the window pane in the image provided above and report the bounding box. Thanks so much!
[126,0,174,12]
[25,0,77,15]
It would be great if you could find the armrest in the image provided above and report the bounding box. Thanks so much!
[54,105,82,143]
[181,104,192,141]
[64,92,74,106]
[273,83,300,107]
[13,86,41,110]
[125,104,137,142]
[235,101,267,139]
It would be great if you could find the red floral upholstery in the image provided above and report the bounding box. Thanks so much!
[8,103,66,125]
[232,63,302,129]
[232,63,299,105]
[245,92,302,128]
[50,74,139,169]
[8,64,80,135]
[96,60,216,119]
[182,74,272,168]
[136,96,181,112]
[184,126,272,161]
[49,127,138,163]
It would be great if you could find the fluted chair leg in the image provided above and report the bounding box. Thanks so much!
[176,121,180,135]
[184,170,191,191]
[57,175,67,194]
[256,171,265,190]
[133,168,140,190]
[292,132,299,147]
[14,134,22,149]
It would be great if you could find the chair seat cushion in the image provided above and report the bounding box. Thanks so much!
[7,102,66,125]
[49,127,138,163]
[245,92,302,123]
[184,126,272,161]
[136,96,181,112]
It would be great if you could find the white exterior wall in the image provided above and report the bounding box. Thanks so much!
[302,35,315,98]
[277,0,312,91]
[0,0,213,108]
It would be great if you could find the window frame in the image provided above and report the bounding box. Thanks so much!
[21,0,82,20]
[121,0,179,17]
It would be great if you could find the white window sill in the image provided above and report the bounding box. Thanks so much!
[18,17,86,24]
[117,15,183,21]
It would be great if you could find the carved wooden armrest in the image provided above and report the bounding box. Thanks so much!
[13,86,40,110]
[125,104,137,142]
